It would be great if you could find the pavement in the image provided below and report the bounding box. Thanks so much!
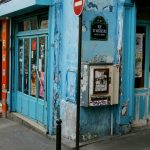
[0,118,69,150]
[80,129,150,150]
[1,118,150,150]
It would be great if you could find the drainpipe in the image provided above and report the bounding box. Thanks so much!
[76,14,82,150]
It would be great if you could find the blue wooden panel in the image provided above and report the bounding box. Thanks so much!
[37,101,44,123]
[139,96,146,120]
[44,106,47,126]
[148,95,150,115]
[28,97,37,119]
[22,95,29,116]
[16,93,22,113]
[133,95,137,120]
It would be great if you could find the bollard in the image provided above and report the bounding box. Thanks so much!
[56,119,62,150]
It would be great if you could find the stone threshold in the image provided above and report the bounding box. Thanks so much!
[7,112,47,135]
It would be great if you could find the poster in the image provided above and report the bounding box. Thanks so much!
[135,34,144,78]
[93,69,109,94]
[136,34,143,51]
[135,52,143,78]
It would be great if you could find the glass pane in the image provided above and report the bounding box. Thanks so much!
[135,26,146,88]
[18,39,23,91]
[38,37,45,99]
[18,20,30,32]
[30,38,37,97]
[39,16,48,29]
[24,39,29,94]
[31,17,38,30]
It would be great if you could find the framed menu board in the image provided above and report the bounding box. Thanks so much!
[93,69,109,94]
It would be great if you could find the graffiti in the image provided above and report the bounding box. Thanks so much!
[87,2,98,10]
[84,0,114,11]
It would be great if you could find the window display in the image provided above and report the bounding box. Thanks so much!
[18,39,23,91]
[24,38,29,94]
[38,37,45,99]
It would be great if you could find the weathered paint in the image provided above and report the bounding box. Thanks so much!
[79,0,119,139]
[1,0,148,141]
[54,0,79,139]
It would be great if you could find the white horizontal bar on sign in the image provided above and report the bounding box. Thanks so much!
[75,0,82,7]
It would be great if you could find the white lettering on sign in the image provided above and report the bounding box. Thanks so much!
[75,0,82,7]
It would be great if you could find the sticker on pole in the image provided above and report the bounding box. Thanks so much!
[74,0,85,16]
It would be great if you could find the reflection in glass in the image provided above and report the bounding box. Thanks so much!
[31,17,38,30]
[30,38,37,96]
[24,39,29,94]
[18,39,23,91]
[39,16,48,29]
[39,37,45,99]
[18,20,30,32]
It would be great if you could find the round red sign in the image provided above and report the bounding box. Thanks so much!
[74,0,85,16]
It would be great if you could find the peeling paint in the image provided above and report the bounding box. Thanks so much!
[89,55,114,63]
[117,8,124,64]
[81,65,88,92]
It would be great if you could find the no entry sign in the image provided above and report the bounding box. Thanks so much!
[74,0,85,16]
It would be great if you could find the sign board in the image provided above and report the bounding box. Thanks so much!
[91,16,108,41]
[74,0,85,16]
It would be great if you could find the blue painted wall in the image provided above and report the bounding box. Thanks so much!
[80,0,118,139]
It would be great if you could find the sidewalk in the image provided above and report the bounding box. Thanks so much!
[80,129,150,150]
[0,118,69,150]
[1,118,150,150]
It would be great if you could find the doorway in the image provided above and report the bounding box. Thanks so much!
[0,41,2,114]
[12,13,49,127]
[16,35,48,126]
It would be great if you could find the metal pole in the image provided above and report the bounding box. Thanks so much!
[56,119,62,150]
[76,14,82,150]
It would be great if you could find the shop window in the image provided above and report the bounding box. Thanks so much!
[18,14,48,32]
[38,37,45,99]
[135,26,146,88]
[18,20,30,32]
[30,38,37,97]
[18,39,23,91]
[39,15,48,29]
[24,38,29,94]
[31,17,38,30]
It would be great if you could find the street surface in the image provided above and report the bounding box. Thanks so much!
[0,118,68,150]
[80,129,150,150]
[1,118,150,150]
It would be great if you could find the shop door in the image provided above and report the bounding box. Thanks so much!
[133,24,150,127]
[16,35,47,126]
[0,41,2,102]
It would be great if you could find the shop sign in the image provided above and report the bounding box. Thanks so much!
[91,16,108,41]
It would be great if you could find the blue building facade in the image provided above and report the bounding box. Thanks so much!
[0,0,150,142]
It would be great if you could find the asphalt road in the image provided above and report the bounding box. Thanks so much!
[0,118,68,150]
[80,129,150,150]
[1,118,150,150]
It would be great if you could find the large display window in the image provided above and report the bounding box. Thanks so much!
[17,13,48,100]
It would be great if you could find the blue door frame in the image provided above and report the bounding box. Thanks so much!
[10,13,51,129]
[15,35,48,126]
[119,3,136,125]
[133,22,150,126]
[9,7,56,134]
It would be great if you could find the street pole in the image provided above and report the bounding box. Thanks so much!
[76,14,82,150]
[56,119,62,150]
